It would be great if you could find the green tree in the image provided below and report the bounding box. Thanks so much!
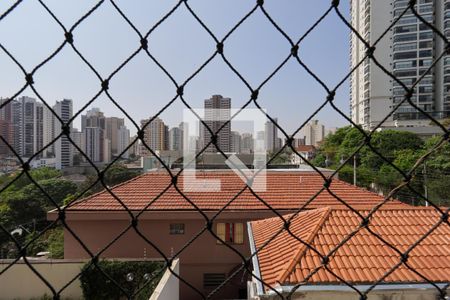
[81,163,141,195]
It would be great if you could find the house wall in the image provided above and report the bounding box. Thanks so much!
[63,211,283,300]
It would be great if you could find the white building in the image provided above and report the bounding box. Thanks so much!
[230,131,241,153]
[105,117,125,157]
[12,96,44,159]
[117,125,130,159]
[169,127,182,152]
[53,99,73,169]
[350,0,450,130]
[298,120,325,147]
[241,133,254,154]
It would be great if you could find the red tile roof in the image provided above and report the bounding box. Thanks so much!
[250,207,450,289]
[67,170,405,211]
[295,145,316,152]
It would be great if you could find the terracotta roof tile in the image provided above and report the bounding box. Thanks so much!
[250,207,450,289]
[66,171,406,211]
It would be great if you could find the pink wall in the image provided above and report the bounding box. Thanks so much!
[63,210,285,299]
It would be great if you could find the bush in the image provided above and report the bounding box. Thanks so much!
[80,260,165,300]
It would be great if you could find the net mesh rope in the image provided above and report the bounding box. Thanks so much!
[0,0,449,299]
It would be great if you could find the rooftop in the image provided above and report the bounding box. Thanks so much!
[249,207,450,290]
[65,169,405,211]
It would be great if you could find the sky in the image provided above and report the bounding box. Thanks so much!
[0,0,351,136]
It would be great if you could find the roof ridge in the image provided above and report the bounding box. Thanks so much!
[276,207,332,284]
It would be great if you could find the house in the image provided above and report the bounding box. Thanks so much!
[248,207,450,300]
[291,145,316,165]
[48,169,406,300]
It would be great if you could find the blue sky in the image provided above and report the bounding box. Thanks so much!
[0,0,351,135]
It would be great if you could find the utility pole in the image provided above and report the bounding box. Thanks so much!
[423,162,428,207]
[353,154,357,186]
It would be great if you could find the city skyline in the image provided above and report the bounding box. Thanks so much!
[0,1,351,135]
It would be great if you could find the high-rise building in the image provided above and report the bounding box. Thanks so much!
[12,96,44,159]
[202,95,231,153]
[241,133,254,154]
[71,128,85,158]
[140,117,168,156]
[169,127,182,152]
[82,108,106,163]
[53,99,73,169]
[42,106,55,158]
[85,127,103,163]
[129,135,140,158]
[350,0,450,130]
[298,120,325,147]
[117,125,130,159]
[264,118,278,153]
[230,131,242,153]
[0,98,14,157]
[105,117,125,157]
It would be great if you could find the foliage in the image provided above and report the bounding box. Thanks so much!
[269,147,293,165]
[80,260,164,300]
[81,163,141,195]
[0,167,76,258]
[25,228,64,259]
[313,126,450,206]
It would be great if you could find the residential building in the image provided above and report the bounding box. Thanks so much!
[230,131,241,153]
[129,135,140,157]
[12,96,44,159]
[140,117,169,156]
[84,127,103,163]
[53,99,73,169]
[169,127,182,152]
[241,133,253,154]
[70,128,85,164]
[117,125,130,159]
[105,117,125,157]
[298,120,325,147]
[290,145,316,165]
[264,118,278,153]
[0,98,14,157]
[202,95,231,153]
[81,108,106,163]
[350,0,450,131]
[42,106,55,158]
[248,206,450,299]
[49,169,406,300]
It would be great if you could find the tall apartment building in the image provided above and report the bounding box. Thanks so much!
[202,95,231,153]
[117,125,130,159]
[230,131,242,153]
[350,0,450,130]
[53,99,73,169]
[0,98,14,157]
[12,96,44,159]
[82,108,107,163]
[105,117,125,157]
[140,117,169,156]
[264,117,279,153]
[169,126,182,152]
[241,133,254,154]
[298,120,325,147]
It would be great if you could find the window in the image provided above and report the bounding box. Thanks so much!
[216,223,244,244]
[169,223,185,234]
[203,273,225,288]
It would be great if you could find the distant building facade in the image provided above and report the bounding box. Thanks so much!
[202,95,231,153]
[298,119,325,147]
[350,0,450,130]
